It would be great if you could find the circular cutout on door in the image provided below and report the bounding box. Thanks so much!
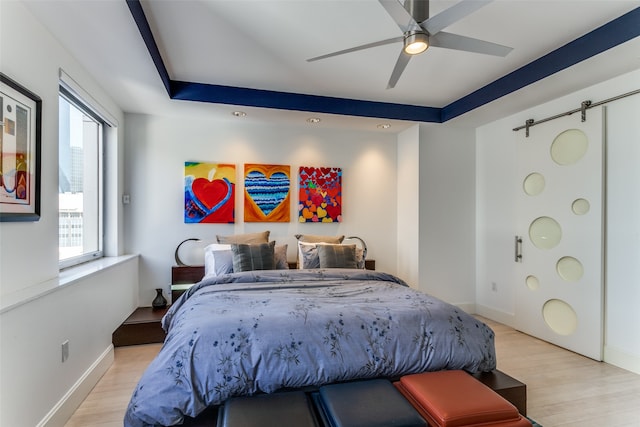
[556,256,584,282]
[529,216,562,249]
[550,129,588,165]
[543,299,578,336]
[526,275,540,291]
[571,198,590,215]
[523,173,545,196]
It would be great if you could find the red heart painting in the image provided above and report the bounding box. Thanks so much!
[192,178,230,210]
[184,162,235,223]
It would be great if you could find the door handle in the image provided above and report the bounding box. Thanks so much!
[515,236,523,262]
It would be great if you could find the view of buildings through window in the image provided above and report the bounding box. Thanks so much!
[58,93,102,265]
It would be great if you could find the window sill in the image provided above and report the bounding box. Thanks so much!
[0,254,138,314]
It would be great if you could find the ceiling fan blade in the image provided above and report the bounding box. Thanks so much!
[387,51,412,89]
[378,0,421,33]
[421,0,492,35]
[430,31,513,56]
[307,36,403,62]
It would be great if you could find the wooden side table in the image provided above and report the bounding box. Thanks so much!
[112,306,168,347]
[472,370,527,416]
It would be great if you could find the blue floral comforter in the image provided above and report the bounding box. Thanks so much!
[124,269,496,426]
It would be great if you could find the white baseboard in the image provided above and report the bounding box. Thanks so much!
[454,302,477,315]
[604,345,640,375]
[474,304,516,328]
[37,345,115,427]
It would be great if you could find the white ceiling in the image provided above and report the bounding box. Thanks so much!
[22,0,640,132]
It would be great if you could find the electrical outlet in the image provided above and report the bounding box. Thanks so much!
[61,340,69,362]
[491,282,498,292]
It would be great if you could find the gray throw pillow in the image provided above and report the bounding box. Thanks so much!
[231,241,276,272]
[274,244,289,269]
[317,244,357,269]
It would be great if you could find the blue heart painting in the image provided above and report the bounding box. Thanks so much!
[244,165,290,222]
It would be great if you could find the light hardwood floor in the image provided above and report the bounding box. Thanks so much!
[65,317,640,427]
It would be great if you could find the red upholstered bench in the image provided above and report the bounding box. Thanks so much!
[394,370,532,427]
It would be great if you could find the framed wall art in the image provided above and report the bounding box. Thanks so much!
[0,73,42,222]
[184,161,235,223]
[244,164,290,222]
[298,166,342,223]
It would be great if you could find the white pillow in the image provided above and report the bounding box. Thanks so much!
[203,244,232,277]
[298,241,320,269]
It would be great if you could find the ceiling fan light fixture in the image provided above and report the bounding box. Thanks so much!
[403,31,429,55]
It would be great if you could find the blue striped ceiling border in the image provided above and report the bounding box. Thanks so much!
[126,1,639,124]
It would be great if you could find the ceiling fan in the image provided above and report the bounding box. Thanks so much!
[307,0,513,89]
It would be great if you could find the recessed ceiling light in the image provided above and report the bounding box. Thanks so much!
[377,124,391,129]
[306,117,321,124]
[232,111,246,117]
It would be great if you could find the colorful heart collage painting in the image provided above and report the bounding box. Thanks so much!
[184,162,342,224]
[298,166,342,223]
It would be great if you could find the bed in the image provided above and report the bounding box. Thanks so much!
[124,267,496,427]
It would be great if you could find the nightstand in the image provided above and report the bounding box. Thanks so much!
[112,306,168,346]
[171,265,204,301]
[172,282,196,301]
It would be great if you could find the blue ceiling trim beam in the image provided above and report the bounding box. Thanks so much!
[441,7,640,122]
[170,80,441,122]
[126,0,172,96]
[127,0,637,124]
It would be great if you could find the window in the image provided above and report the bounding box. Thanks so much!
[58,87,104,268]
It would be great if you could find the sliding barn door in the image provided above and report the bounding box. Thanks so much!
[514,107,604,360]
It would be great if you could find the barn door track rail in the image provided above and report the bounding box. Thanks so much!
[513,88,640,137]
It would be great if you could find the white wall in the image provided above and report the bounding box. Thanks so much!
[605,90,640,371]
[476,69,640,374]
[0,258,138,427]
[418,124,477,309]
[0,3,137,426]
[123,113,482,309]
[1,1,66,292]
[475,120,519,324]
[396,123,478,308]
[0,3,127,291]
[123,113,399,303]
[397,125,420,286]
